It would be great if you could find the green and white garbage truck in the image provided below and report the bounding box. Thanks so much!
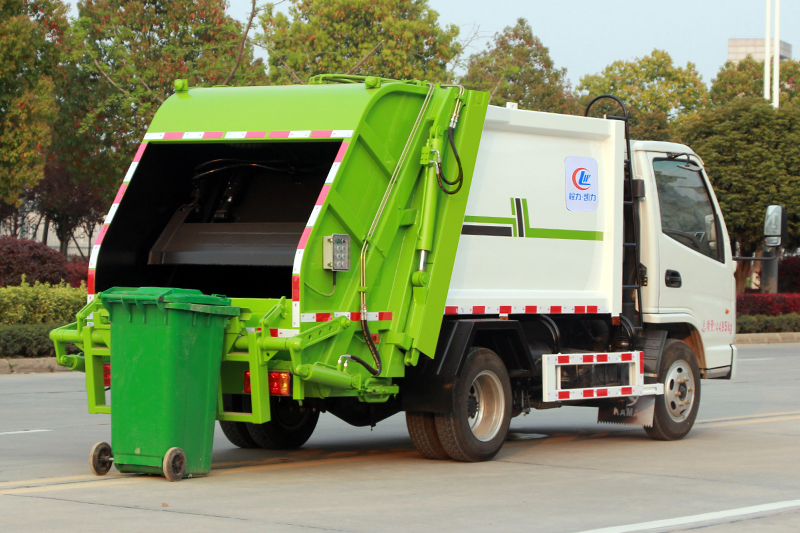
[51,75,757,481]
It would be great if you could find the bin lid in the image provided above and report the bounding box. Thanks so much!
[99,287,233,307]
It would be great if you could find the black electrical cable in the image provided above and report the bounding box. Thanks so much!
[359,318,382,377]
[434,127,464,195]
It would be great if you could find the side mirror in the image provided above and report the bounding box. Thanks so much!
[764,205,788,247]
[704,213,717,251]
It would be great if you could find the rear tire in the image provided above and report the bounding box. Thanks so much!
[645,339,701,441]
[247,398,319,450]
[219,421,259,449]
[435,348,512,462]
[406,411,450,460]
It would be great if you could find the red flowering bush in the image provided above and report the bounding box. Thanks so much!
[0,237,69,287]
[737,293,800,316]
[65,258,90,288]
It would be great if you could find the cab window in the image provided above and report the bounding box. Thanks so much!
[653,158,722,262]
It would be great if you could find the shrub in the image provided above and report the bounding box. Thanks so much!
[736,293,800,316]
[0,236,68,287]
[65,258,90,288]
[0,280,87,325]
[779,256,800,293]
[737,313,800,333]
[0,323,80,358]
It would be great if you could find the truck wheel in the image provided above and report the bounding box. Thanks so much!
[162,447,186,482]
[645,339,701,441]
[246,399,319,450]
[89,441,113,476]
[219,421,259,449]
[435,348,512,462]
[406,412,450,460]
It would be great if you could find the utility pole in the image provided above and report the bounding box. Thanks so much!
[764,0,771,99]
[772,0,781,108]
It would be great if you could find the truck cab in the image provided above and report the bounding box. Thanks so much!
[633,141,737,379]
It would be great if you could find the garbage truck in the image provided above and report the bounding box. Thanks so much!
[51,75,750,480]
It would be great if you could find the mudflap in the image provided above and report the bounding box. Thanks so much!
[597,396,656,427]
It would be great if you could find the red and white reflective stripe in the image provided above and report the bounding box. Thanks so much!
[143,130,353,141]
[88,142,149,303]
[245,327,299,337]
[444,305,605,315]
[300,312,392,323]
[556,385,642,401]
[292,141,350,327]
[542,351,649,402]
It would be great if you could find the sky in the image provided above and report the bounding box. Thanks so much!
[64,0,799,88]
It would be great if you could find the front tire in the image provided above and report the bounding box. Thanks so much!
[435,348,512,462]
[246,398,319,450]
[645,339,701,441]
[162,447,186,482]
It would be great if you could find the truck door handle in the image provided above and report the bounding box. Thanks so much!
[665,270,682,288]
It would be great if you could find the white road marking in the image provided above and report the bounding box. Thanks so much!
[576,499,800,533]
[738,357,774,361]
[0,429,52,436]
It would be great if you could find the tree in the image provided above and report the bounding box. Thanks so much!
[459,19,577,114]
[67,0,268,193]
[677,98,800,292]
[259,0,460,84]
[0,0,67,206]
[710,57,800,107]
[579,49,707,140]
[31,162,110,256]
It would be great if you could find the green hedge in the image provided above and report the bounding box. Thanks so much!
[737,313,800,334]
[0,323,80,358]
[0,280,86,325]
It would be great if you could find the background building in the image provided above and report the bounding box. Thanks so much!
[728,38,792,62]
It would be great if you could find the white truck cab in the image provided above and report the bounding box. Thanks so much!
[633,141,737,378]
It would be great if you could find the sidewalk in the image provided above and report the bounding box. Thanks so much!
[734,332,800,345]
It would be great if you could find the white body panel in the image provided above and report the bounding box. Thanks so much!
[447,106,625,316]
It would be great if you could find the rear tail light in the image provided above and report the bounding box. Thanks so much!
[269,371,291,396]
[244,370,251,394]
[103,364,111,387]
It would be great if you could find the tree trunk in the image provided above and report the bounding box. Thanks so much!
[41,217,50,245]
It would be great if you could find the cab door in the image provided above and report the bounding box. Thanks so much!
[650,154,736,370]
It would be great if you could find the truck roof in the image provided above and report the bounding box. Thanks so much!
[631,140,704,166]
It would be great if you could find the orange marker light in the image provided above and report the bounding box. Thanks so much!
[269,372,292,396]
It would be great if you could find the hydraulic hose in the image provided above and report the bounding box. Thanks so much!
[358,82,438,377]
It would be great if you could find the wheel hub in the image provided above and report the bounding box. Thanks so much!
[664,359,695,422]
[467,370,505,442]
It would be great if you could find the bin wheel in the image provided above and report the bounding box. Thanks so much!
[247,398,319,450]
[406,411,450,460]
[89,442,113,476]
[645,339,701,441]
[162,447,186,482]
[220,421,259,448]
[435,347,512,462]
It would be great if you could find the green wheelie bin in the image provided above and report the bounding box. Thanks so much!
[95,287,239,481]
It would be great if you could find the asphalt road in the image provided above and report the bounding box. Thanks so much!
[1,343,799,533]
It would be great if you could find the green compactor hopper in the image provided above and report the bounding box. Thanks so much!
[51,75,490,480]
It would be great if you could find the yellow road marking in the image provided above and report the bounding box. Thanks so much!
[698,415,800,429]
[0,477,148,495]
[0,475,96,489]
[215,451,416,476]
[697,410,800,424]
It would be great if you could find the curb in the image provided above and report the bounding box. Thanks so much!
[734,332,800,345]
[0,357,72,374]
